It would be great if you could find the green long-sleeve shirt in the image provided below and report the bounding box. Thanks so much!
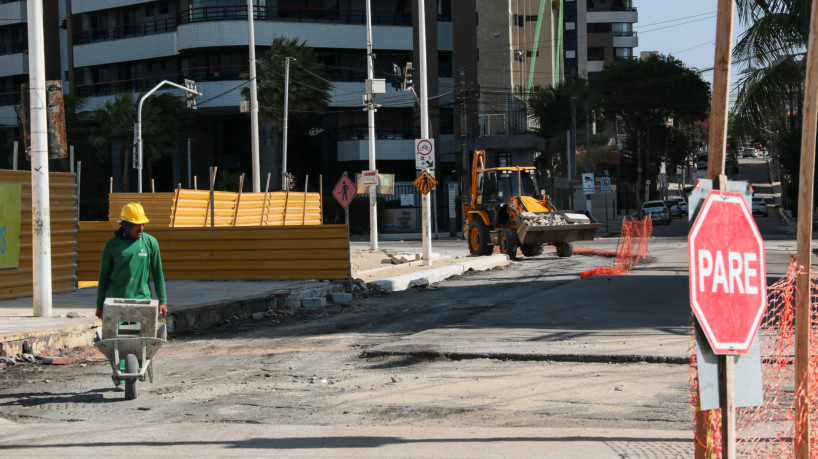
[96,232,167,309]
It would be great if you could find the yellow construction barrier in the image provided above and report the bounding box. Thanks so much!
[0,171,77,300]
[77,224,350,281]
[109,188,323,227]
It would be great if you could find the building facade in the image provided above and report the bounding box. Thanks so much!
[563,0,638,79]
[1,0,463,197]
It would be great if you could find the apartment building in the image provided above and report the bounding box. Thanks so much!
[563,0,638,79]
[1,0,463,193]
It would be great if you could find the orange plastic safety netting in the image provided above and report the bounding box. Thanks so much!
[579,216,653,278]
[689,259,818,457]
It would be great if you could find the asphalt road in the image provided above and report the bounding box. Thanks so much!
[0,156,799,457]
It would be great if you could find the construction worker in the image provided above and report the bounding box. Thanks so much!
[95,202,167,390]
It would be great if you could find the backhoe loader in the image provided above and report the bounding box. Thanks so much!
[462,150,600,259]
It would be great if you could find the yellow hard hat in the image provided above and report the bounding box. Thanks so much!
[121,202,149,224]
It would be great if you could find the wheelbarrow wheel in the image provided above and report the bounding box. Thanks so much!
[125,354,138,400]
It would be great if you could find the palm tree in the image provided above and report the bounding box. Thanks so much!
[732,0,810,137]
[242,36,332,188]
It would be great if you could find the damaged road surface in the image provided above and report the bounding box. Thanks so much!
[0,240,693,457]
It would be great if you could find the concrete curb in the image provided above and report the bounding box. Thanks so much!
[368,254,510,292]
[170,282,346,333]
[0,321,98,356]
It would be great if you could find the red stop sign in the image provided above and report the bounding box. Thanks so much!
[689,191,767,354]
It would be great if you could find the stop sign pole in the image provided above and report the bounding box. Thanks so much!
[698,2,737,456]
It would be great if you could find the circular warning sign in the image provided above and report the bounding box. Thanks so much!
[415,139,435,170]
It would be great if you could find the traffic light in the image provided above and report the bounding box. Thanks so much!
[390,63,402,91]
[185,79,198,109]
[403,62,414,91]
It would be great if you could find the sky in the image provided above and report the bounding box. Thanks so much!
[634,1,749,104]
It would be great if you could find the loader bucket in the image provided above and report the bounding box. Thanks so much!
[515,210,600,246]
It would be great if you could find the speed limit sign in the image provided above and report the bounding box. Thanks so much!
[415,139,435,170]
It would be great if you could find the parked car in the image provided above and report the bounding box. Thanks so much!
[752,196,768,217]
[641,200,671,225]
[742,147,759,158]
[669,197,688,216]
[665,200,682,218]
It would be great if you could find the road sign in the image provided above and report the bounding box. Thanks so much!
[646,179,651,185]
[361,170,379,187]
[415,139,435,170]
[689,191,767,354]
[582,173,595,194]
[413,171,438,195]
[332,174,356,209]
[600,177,611,193]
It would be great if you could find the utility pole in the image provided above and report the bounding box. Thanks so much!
[365,0,378,250]
[459,67,469,211]
[585,100,592,214]
[570,97,577,209]
[637,129,642,207]
[247,0,261,192]
[419,0,432,266]
[282,56,293,190]
[27,0,52,317]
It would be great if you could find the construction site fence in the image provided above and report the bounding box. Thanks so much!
[579,216,653,278]
[690,259,818,457]
[108,189,322,227]
[76,223,350,282]
[0,170,77,301]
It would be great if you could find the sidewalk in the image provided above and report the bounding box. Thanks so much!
[0,254,510,357]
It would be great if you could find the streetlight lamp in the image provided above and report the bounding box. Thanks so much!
[136,80,202,193]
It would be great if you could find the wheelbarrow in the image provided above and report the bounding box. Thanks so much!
[94,298,166,400]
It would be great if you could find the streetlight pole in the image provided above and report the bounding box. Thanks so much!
[27,0,52,317]
[247,0,261,192]
[282,56,293,190]
[137,80,202,193]
[418,0,432,266]
[365,0,378,250]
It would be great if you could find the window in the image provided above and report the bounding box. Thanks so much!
[565,21,576,30]
[438,51,452,77]
[612,22,632,35]
[495,152,511,167]
[565,50,576,59]
[588,47,605,61]
[615,47,633,59]
[526,15,538,22]
[526,50,539,57]
[587,23,611,33]
[512,14,523,27]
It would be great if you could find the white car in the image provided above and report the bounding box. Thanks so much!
[641,200,671,225]
[742,147,759,158]
[670,197,688,216]
[752,196,768,217]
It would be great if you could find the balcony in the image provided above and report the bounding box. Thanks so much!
[0,90,21,106]
[75,73,182,98]
[0,39,26,56]
[179,5,410,27]
[74,17,177,45]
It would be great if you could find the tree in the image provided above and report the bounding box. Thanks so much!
[87,92,190,192]
[241,36,332,188]
[732,0,808,137]
[592,54,710,131]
